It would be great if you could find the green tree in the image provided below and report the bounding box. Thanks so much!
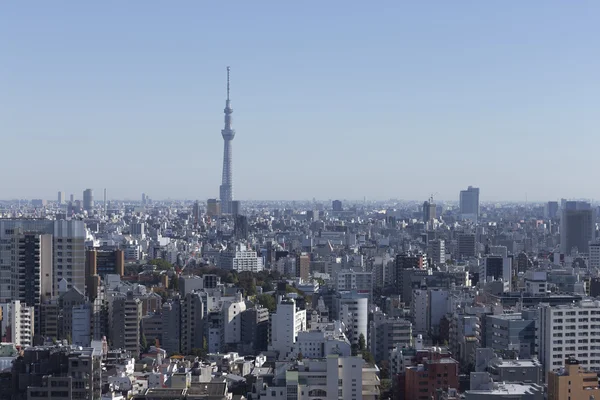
[149,259,173,270]
[362,351,375,364]
[255,293,276,312]
[358,333,366,352]
[351,343,359,356]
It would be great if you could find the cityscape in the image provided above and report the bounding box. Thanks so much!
[3,3,600,400]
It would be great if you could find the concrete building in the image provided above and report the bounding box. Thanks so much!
[545,201,559,219]
[83,188,94,212]
[335,270,373,297]
[296,253,310,281]
[57,191,65,205]
[369,312,412,362]
[460,186,480,222]
[412,289,428,335]
[241,307,269,353]
[428,239,446,266]
[276,355,379,400]
[560,201,595,255]
[270,298,306,360]
[465,381,544,400]
[223,292,246,345]
[10,233,52,337]
[71,303,91,347]
[484,313,536,358]
[548,358,600,400]
[206,199,221,217]
[86,249,125,279]
[589,241,600,269]
[332,200,343,212]
[110,292,143,356]
[12,345,102,400]
[336,291,368,346]
[179,274,219,296]
[1,300,34,348]
[540,299,600,374]
[219,243,263,273]
[161,300,181,355]
[0,219,86,302]
[429,288,450,337]
[404,353,459,400]
[180,292,204,355]
[480,255,512,292]
[458,233,477,258]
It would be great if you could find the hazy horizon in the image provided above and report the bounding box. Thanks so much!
[2,2,599,201]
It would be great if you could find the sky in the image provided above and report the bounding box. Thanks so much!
[1,1,599,202]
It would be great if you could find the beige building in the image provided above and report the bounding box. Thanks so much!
[548,358,600,400]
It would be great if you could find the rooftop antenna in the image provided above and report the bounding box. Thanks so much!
[227,66,230,101]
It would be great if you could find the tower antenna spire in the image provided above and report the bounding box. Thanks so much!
[227,66,230,101]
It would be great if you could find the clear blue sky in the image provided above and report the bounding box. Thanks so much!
[1,1,599,201]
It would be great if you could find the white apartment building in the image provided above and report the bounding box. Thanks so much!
[590,241,600,269]
[223,292,246,345]
[260,355,380,400]
[219,244,263,273]
[291,321,351,360]
[337,292,368,346]
[1,300,34,348]
[540,300,600,375]
[270,298,307,360]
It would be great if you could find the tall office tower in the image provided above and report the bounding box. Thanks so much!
[332,200,343,212]
[69,193,74,203]
[57,191,65,205]
[231,200,241,216]
[103,188,107,214]
[428,239,446,266]
[457,233,477,258]
[459,186,480,222]
[110,292,142,356]
[0,220,86,302]
[423,197,436,222]
[161,299,181,355]
[83,188,94,212]
[181,292,204,355]
[219,66,236,215]
[10,233,53,336]
[207,198,221,217]
[545,201,559,219]
[560,201,595,255]
[296,252,310,281]
[234,214,248,240]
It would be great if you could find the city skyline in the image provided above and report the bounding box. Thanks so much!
[2,2,600,200]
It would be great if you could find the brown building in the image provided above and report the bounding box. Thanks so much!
[548,358,600,400]
[404,355,459,400]
[86,249,124,279]
[296,253,310,281]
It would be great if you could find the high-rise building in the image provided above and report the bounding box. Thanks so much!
[540,300,600,375]
[428,239,446,266]
[336,291,368,346]
[57,191,65,205]
[181,292,204,355]
[270,298,307,360]
[460,186,480,222]
[161,299,181,355]
[234,214,248,240]
[457,233,477,258]
[110,292,142,356]
[1,300,34,348]
[423,198,436,222]
[0,220,86,302]
[207,198,221,217]
[560,201,595,255]
[83,188,94,212]
[231,200,241,216]
[296,252,310,281]
[332,200,343,212]
[219,67,236,215]
[545,201,559,219]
